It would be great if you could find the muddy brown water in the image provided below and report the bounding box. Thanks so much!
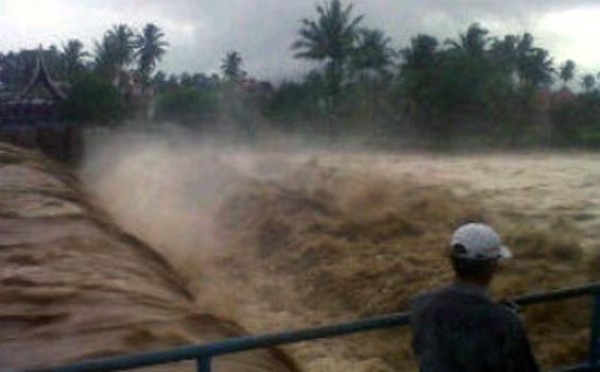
[3,134,597,371]
[82,137,600,372]
[0,143,296,371]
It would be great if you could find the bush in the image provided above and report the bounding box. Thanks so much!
[155,86,218,124]
[61,73,127,125]
[551,92,600,148]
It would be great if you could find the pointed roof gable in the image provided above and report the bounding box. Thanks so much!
[15,49,66,101]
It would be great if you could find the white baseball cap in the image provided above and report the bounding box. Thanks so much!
[451,223,512,260]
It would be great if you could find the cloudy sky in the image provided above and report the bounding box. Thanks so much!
[0,0,599,80]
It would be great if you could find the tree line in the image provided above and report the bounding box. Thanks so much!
[0,23,167,124]
[283,0,600,147]
[1,0,599,148]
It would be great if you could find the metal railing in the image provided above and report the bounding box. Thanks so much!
[41,282,600,372]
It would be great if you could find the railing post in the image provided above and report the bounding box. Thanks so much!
[589,293,600,365]
[197,357,212,372]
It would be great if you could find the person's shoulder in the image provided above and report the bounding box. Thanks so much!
[489,301,524,328]
[410,287,446,313]
[412,287,445,303]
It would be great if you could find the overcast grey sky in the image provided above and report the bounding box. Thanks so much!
[1,0,599,80]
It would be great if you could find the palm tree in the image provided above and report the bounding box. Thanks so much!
[109,24,136,67]
[490,34,517,66]
[350,28,395,125]
[401,35,439,71]
[61,39,88,79]
[520,48,554,88]
[559,60,575,88]
[220,51,246,83]
[293,0,363,107]
[447,23,490,57]
[95,24,136,80]
[444,23,494,97]
[582,74,597,93]
[514,33,554,89]
[134,23,168,87]
[351,28,394,77]
[399,34,440,114]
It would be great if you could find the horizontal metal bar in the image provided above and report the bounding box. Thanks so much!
[553,363,598,372]
[43,313,410,372]
[514,283,600,306]
[40,282,600,372]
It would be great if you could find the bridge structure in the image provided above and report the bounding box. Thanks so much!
[42,282,600,372]
[0,51,80,162]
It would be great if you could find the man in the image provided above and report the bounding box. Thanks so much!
[411,223,539,372]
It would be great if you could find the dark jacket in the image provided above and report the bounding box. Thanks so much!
[411,282,539,372]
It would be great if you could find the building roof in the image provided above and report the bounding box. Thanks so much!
[15,50,67,101]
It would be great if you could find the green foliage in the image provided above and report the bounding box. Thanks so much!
[61,39,89,82]
[155,86,219,124]
[519,47,554,88]
[293,0,364,106]
[61,73,127,125]
[0,23,172,127]
[293,0,363,62]
[395,24,558,146]
[559,60,576,85]
[551,92,600,147]
[94,23,168,86]
[265,79,324,128]
[94,24,136,78]
[351,28,394,75]
[220,52,246,82]
[581,74,597,93]
[135,24,168,86]
[5,5,600,150]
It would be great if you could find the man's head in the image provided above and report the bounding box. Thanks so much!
[449,223,512,286]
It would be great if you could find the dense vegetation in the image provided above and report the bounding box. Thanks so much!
[1,0,599,148]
